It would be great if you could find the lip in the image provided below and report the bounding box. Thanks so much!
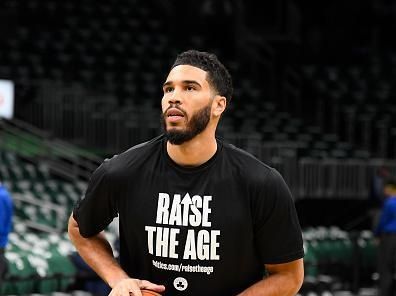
[166,108,185,117]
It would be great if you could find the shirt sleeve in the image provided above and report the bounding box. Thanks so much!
[252,168,304,264]
[73,159,119,237]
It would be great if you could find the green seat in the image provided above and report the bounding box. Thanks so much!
[2,251,36,295]
[303,241,319,277]
[359,236,377,270]
[39,247,76,292]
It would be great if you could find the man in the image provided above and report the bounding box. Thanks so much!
[68,50,304,296]
[0,181,13,286]
[374,177,396,296]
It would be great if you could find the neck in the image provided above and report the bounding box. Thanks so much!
[166,128,217,167]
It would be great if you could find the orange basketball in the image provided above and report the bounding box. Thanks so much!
[141,289,162,296]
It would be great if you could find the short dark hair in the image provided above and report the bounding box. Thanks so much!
[172,50,233,102]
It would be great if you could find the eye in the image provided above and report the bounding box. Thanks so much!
[164,86,174,93]
[186,85,196,91]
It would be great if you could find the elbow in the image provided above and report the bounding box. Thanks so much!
[68,213,81,241]
[295,272,304,294]
[265,258,305,296]
[277,259,305,296]
[282,271,304,296]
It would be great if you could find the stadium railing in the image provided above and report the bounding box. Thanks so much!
[0,117,102,181]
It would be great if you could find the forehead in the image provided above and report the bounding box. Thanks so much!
[165,65,209,85]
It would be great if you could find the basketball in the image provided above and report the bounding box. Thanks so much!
[141,289,162,296]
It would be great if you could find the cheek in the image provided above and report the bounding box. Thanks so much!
[161,97,167,112]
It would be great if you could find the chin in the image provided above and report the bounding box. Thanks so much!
[166,125,184,131]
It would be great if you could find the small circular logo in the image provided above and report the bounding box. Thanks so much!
[173,277,188,291]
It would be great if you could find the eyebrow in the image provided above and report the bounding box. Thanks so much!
[162,80,202,88]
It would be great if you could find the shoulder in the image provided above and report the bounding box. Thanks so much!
[220,140,289,192]
[117,135,164,160]
[95,135,165,178]
[221,140,274,177]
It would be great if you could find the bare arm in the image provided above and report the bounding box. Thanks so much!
[237,259,304,296]
[68,214,165,296]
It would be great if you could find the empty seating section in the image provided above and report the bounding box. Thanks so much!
[2,230,77,295]
[0,0,394,163]
[300,64,396,159]
[0,150,85,231]
[0,149,117,295]
[0,0,373,161]
[301,227,377,296]
[2,224,118,296]
[1,0,207,154]
[0,0,171,105]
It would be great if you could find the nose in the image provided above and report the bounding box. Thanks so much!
[167,88,182,105]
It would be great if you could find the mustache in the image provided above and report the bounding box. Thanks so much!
[163,105,188,117]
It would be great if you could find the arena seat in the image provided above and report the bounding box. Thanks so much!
[1,231,77,295]
[300,226,377,295]
[301,63,396,159]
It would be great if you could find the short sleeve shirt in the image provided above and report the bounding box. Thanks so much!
[73,135,304,296]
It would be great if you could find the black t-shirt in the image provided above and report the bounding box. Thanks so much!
[73,135,304,296]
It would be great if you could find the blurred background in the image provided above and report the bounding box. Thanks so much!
[0,0,395,295]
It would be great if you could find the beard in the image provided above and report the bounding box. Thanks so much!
[161,102,212,145]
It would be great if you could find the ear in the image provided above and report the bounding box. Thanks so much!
[212,95,227,117]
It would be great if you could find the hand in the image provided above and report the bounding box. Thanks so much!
[109,278,166,296]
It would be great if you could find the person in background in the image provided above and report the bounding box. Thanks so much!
[371,167,389,204]
[374,176,396,296]
[0,181,13,287]
[369,167,390,231]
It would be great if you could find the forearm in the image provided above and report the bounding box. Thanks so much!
[238,273,301,296]
[68,215,129,288]
[238,259,304,296]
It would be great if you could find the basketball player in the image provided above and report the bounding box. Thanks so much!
[68,50,304,296]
